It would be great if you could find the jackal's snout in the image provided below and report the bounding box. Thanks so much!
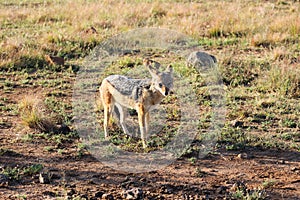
[163,86,170,96]
[157,83,171,96]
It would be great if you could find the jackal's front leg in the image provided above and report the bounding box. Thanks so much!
[137,103,147,148]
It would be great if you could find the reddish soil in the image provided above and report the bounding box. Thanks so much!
[0,86,300,200]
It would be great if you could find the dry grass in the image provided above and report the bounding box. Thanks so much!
[0,0,299,49]
[18,95,56,132]
[0,0,298,70]
[0,0,300,66]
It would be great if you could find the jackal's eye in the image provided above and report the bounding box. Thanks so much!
[158,83,163,88]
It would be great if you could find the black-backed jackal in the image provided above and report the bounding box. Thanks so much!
[99,58,173,148]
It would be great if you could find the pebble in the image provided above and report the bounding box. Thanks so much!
[122,188,143,200]
[237,153,248,159]
[231,120,244,128]
[94,191,104,198]
[39,173,50,184]
[102,193,114,200]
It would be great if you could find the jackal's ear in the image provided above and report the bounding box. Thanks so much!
[147,64,159,76]
[165,64,173,73]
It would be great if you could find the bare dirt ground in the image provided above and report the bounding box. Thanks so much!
[0,87,300,200]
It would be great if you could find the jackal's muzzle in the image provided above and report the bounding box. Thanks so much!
[161,85,171,96]
[165,86,170,96]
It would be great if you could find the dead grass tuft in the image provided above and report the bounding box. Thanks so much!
[18,96,56,132]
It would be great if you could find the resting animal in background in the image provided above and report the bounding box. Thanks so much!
[45,55,65,66]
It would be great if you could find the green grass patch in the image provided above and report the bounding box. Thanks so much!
[257,65,300,98]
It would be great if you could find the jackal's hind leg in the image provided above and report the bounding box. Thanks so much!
[100,83,112,139]
[145,112,150,137]
[104,103,116,138]
[115,104,130,135]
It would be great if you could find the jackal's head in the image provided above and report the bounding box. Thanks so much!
[143,58,174,96]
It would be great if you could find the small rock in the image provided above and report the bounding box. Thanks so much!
[186,51,217,72]
[57,124,71,134]
[160,184,174,194]
[231,120,244,128]
[237,153,248,159]
[216,186,227,194]
[67,188,76,196]
[102,193,114,200]
[39,173,50,184]
[80,194,88,199]
[94,191,104,198]
[122,188,143,200]
[50,173,61,180]
[42,191,56,197]
[291,167,299,172]
[120,177,134,188]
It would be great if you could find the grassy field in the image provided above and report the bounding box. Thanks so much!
[0,0,300,199]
